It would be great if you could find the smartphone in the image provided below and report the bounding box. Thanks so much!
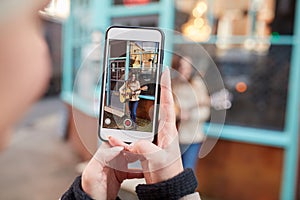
[99,26,164,143]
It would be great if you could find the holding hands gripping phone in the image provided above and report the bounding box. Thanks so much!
[97,27,184,183]
[81,70,194,200]
[61,26,200,200]
[99,26,164,143]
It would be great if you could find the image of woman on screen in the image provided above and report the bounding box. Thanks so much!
[119,73,141,129]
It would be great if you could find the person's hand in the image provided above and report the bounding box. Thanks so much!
[210,88,232,110]
[81,142,143,200]
[109,69,184,184]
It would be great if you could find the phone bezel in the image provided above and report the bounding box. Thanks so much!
[98,26,164,143]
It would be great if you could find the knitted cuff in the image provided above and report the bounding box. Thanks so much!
[61,176,94,200]
[136,168,198,200]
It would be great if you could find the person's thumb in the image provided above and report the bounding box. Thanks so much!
[127,140,161,160]
[128,140,174,176]
[93,144,124,166]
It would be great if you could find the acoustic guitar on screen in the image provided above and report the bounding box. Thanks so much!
[119,86,148,103]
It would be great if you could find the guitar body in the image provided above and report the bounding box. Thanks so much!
[120,88,132,103]
[119,85,148,103]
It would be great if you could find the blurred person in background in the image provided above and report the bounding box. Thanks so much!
[0,2,201,199]
[172,55,210,171]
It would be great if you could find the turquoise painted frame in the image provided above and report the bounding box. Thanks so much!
[280,0,300,198]
[61,0,300,199]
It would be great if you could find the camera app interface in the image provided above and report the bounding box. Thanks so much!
[102,40,160,133]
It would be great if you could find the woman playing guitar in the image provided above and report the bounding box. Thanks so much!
[119,73,141,129]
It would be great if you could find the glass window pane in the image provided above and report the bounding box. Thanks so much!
[174,0,296,42]
[271,0,296,35]
[203,44,291,130]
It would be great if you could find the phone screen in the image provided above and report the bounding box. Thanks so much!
[99,28,163,142]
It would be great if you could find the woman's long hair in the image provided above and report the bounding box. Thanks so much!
[127,72,138,84]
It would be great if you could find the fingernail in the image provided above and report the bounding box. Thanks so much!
[108,136,112,140]
[127,142,134,150]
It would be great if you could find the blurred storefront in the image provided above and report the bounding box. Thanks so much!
[58,0,300,199]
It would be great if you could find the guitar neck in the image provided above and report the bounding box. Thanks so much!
[133,88,141,92]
